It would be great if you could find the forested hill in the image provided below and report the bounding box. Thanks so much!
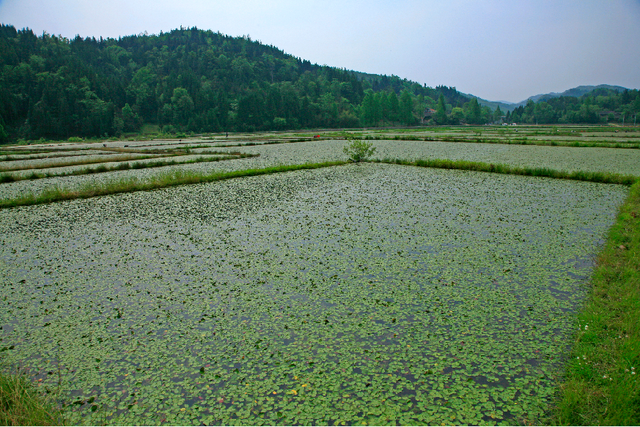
[0,24,469,142]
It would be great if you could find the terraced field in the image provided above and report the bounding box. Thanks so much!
[0,127,638,425]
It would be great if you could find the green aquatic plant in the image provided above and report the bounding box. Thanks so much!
[0,164,627,425]
[0,161,347,208]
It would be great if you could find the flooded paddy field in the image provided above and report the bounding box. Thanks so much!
[0,162,628,425]
[0,137,638,202]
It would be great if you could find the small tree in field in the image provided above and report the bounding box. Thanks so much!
[343,134,376,162]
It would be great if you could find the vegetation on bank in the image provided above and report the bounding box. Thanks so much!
[0,152,256,183]
[0,153,163,172]
[0,161,347,208]
[343,134,376,162]
[378,158,638,186]
[369,133,640,149]
[551,181,640,425]
[0,371,63,426]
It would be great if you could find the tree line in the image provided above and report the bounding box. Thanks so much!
[0,25,474,142]
[2,24,638,144]
[506,89,640,125]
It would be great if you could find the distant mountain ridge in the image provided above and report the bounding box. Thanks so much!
[524,84,629,104]
[467,84,631,112]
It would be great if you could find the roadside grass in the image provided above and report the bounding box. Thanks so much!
[550,180,640,425]
[0,161,347,209]
[0,371,63,426]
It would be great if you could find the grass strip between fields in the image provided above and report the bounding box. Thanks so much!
[0,153,256,183]
[366,134,640,149]
[551,180,640,425]
[378,158,638,186]
[0,161,348,209]
[0,153,165,172]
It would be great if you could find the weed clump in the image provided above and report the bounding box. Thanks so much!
[0,371,63,425]
[343,134,376,162]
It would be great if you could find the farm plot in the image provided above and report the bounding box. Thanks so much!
[1,137,638,203]
[0,163,628,425]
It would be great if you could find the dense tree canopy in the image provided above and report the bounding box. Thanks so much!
[505,88,640,125]
[0,25,472,141]
[1,24,638,142]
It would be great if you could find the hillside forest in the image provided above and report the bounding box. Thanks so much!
[1,25,639,143]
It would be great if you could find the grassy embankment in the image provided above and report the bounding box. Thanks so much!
[550,180,640,425]
[0,371,63,425]
[0,153,164,172]
[378,157,638,185]
[367,134,640,149]
[0,161,348,209]
[0,153,256,183]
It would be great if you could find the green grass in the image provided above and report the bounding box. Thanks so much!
[0,153,162,173]
[0,153,255,183]
[140,123,161,134]
[0,161,348,209]
[378,158,638,186]
[366,134,640,149]
[550,181,640,425]
[0,371,63,426]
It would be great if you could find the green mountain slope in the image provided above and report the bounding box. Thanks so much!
[0,25,468,141]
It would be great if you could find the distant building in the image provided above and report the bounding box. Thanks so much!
[422,108,437,124]
[599,110,621,121]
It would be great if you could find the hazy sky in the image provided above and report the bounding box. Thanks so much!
[1,0,639,103]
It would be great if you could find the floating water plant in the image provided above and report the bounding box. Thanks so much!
[0,163,627,425]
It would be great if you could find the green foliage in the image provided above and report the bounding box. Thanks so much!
[399,89,414,125]
[435,94,448,125]
[0,371,63,425]
[0,24,472,141]
[450,107,464,124]
[170,88,194,129]
[551,181,640,425]
[464,98,483,124]
[342,134,376,162]
[162,124,177,134]
[2,23,635,140]
[0,124,8,144]
[121,103,140,133]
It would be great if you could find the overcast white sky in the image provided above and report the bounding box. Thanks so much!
[1,0,639,103]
